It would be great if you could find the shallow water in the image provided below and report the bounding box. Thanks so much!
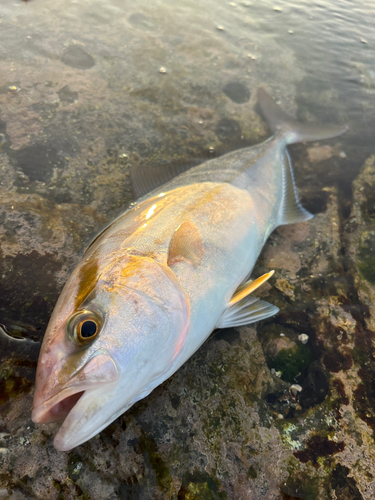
[0,0,375,499]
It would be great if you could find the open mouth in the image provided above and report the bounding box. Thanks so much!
[54,391,84,419]
[32,350,120,425]
[44,390,85,423]
[32,387,86,424]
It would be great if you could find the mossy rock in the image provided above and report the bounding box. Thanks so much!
[272,343,314,383]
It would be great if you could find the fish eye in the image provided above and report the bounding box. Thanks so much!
[68,310,102,345]
[79,320,97,338]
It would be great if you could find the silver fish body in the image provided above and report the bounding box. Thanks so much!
[32,89,347,450]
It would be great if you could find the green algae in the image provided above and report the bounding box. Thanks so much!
[331,463,363,500]
[278,422,304,451]
[357,231,375,284]
[179,470,227,500]
[280,457,331,500]
[358,254,375,284]
[138,430,172,492]
[281,475,320,500]
[272,343,314,383]
[247,465,258,479]
[67,453,85,482]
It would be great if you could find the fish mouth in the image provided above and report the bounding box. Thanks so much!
[32,387,87,424]
[32,350,119,433]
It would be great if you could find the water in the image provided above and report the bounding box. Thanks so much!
[0,0,374,498]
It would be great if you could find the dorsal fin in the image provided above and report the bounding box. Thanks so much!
[229,270,275,306]
[278,150,313,226]
[168,221,203,268]
[131,160,202,199]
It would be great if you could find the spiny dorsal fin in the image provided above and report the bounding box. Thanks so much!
[131,162,194,199]
[168,221,203,268]
[229,270,275,306]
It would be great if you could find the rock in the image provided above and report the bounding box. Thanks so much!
[222,81,251,104]
[298,333,309,345]
[307,144,335,162]
[265,336,297,360]
[62,46,95,70]
[346,155,375,331]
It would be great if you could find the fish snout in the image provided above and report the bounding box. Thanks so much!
[32,350,119,425]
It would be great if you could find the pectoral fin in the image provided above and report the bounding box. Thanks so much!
[217,296,279,329]
[168,220,203,268]
[229,270,275,306]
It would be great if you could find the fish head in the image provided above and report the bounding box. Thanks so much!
[32,252,190,451]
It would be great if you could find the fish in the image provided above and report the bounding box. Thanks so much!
[31,89,347,451]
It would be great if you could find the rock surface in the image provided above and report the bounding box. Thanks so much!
[0,1,374,499]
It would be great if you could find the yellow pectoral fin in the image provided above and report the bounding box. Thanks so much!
[229,270,275,306]
[168,220,203,268]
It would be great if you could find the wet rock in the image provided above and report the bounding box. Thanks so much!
[215,118,242,142]
[307,144,335,162]
[10,144,65,182]
[62,45,95,70]
[331,464,364,500]
[57,85,78,104]
[294,434,345,466]
[128,13,158,31]
[346,155,375,329]
[274,277,296,300]
[265,335,297,360]
[214,328,241,345]
[0,189,103,327]
[222,81,251,104]
[0,106,42,151]
[342,155,375,461]
[299,361,329,410]
[272,342,314,384]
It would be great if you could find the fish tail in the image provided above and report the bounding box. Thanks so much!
[257,88,348,145]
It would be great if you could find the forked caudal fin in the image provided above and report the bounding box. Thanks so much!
[257,88,348,145]
[257,88,348,226]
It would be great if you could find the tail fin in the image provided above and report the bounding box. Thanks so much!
[257,88,348,145]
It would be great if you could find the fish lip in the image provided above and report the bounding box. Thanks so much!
[52,385,121,451]
[32,349,119,425]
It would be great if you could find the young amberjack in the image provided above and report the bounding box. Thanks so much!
[32,89,347,451]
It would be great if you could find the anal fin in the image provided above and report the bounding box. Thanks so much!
[216,296,279,329]
[278,150,313,226]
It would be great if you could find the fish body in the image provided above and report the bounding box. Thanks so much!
[32,89,347,450]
